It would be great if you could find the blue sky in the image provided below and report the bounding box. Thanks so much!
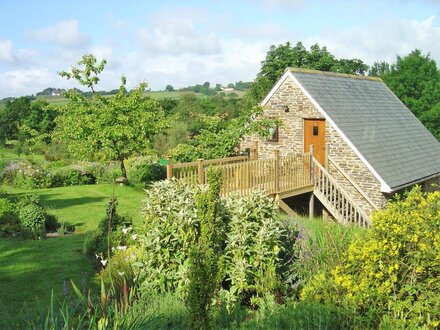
[1,0,440,97]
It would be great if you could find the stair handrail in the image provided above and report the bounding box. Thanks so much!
[312,157,371,227]
[328,156,379,210]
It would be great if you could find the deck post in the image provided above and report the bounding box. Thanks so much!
[274,149,280,193]
[197,159,204,184]
[309,144,315,182]
[309,193,314,218]
[166,157,173,180]
[325,143,329,169]
[253,140,259,160]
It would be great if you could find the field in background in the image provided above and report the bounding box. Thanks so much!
[0,90,246,111]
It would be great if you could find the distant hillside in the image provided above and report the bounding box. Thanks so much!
[36,87,66,96]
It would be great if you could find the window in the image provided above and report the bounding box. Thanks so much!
[313,126,319,136]
[267,124,279,142]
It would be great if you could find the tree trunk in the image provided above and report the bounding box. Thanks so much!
[120,159,127,179]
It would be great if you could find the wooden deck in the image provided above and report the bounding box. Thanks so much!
[167,151,313,198]
[167,150,372,227]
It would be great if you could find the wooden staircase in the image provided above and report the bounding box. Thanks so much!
[312,158,371,227]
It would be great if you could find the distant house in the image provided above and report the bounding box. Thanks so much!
[241,68,440,218]
[221,87,234,92]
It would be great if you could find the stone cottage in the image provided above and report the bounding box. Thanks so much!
[241,68,440,219]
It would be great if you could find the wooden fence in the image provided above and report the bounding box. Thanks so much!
[167,151,312,197]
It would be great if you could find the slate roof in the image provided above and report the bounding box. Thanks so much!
[288,68,440,191]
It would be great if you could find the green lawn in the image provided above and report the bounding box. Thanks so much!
[0,183,145,323]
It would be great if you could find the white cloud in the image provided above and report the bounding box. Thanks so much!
[262,0,304,9]
[28,19,90,49]
[0,67,55,96]
[0,39,18,64]
[137,9,221,56]
[306,15,440,65]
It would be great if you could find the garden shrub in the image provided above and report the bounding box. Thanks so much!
[284,217,364,297]
[137,179,288,312]
[0,197,21,237]
[129,162,166,185]
[138,179,203,295]
[187,170,226,329]
[100,245,143,301]
[84,197,132,259]
[19,203,47,238]
[301,186,440,328]
[222,191,286,309]
[0,160,54,189]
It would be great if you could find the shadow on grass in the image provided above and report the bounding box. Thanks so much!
[7,190,107,210]
[0,234,97,326]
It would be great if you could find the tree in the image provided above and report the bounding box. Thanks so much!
[165,84,174,92]
[380,50,440,139]
[55,54,167,179]
[368,61,391,77]
[0,97,32,143]
[250,41,369,101]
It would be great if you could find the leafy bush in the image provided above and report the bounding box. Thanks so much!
[100,245,143,301]
[284,217,364,297]
[55,167,96,186]
[137,179,288,311]
[0,160,54,189]
[301,186,440,328]
[129,162,166,185]
[0,197,21,237]
[187,170,225,329]
[222,191,286,308]
[84,197,132,259]
[19,203,47,239]
[138,179,203,295]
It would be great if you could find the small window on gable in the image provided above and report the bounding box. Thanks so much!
[267,124,279,142]
[313,126,319,136]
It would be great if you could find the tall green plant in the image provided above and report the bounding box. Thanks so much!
[187,169,225,329]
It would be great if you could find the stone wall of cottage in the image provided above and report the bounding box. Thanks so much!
[241,76,387,215]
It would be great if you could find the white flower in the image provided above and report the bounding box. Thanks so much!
[131,234,138,240]
[122,227,128,234]
[100,259,108,266]
[117,245,127,251]
[117,271,125,277]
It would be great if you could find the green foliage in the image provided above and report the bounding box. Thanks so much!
[58,53,106,92]
[251,41,369,101]
[100,245,143,301]
[380,49,440,139]
[18,203,47,239]
[55,54,168,178]
[0,197,21,237]
[126,156,166,186]
[0,160,98,188]
[222,191,286,309]
[84,197,132,258]
[169,98,277,162]
[285,217,364,296]
[187,170,225,329]
[0,97,56,146]
[302,187,440,328]
[138,179,287,313]
[139,179,203,294]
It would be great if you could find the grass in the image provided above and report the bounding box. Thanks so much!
[0,147,45,162]
[0,183,146,323]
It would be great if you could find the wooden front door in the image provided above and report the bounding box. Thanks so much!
[304,119,326,165]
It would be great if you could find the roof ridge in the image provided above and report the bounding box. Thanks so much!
[286,67,383,82]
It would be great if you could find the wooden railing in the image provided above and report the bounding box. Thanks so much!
[167,155,249,185]
[328,156,379,211]
[167,152,312,197]
[312,158,371,227]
